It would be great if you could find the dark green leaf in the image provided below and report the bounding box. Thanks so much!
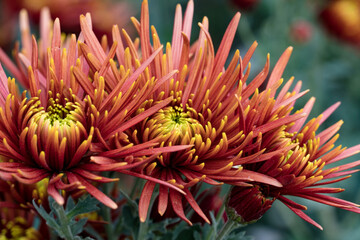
[71,218,88,235]
[67,195,100,219]
[33,199,60,230]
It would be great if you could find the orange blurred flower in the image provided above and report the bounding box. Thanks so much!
[320,0,360,46]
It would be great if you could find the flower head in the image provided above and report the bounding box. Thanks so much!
[0,178,48,211]
[0,8,180,210]
[229,98,360,229]
[0,179,48,239]
[97,0,312,225]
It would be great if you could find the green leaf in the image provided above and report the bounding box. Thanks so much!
[66,196,76,212]
[67,195,100,219]
[32,199,60,231]
[34,196,100,239]
[71,218,88,235]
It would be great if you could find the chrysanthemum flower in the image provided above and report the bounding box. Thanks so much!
[90,0,309,224]
[0,178,48,210]
[0,212,42,240]
[227,97,360,229]
[0,179,50,239]
[0,8,184,209]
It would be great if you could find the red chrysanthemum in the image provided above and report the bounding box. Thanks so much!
[89,0,313,225]
[0,8,184,210]
[228,97,360,229]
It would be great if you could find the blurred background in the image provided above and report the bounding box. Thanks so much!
[1,0,360,239]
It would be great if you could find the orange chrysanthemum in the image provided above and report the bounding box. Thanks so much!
[90,0,312,224]
[228,98,360,229]
[0,8,183,210]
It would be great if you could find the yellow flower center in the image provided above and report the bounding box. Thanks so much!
[21,94,90,171]
[145,106,203,145]
[45,98,74,125]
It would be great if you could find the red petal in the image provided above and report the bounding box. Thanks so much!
[170,189,192,225]
[211,12,241,80]
[267,47,293,94]
[104,96,172,139]
[253,113,306,136]
[184,189,210,224]
[67,172,117,209]
[158,183,168,216]
[281,199,323,230]
[139,181,156,222]
[48,179,64,205]
[118,170,186,195]
[72,169,119,183]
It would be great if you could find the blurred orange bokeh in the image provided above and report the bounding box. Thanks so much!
[0,0,133,48]
[320,0,360,47]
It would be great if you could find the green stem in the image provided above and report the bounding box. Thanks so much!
[216,204,225,222]
[53,203,74,240]
[205,203,226,240]
[138,220,148,240]
[102,179,115,240]
[104,205,115,240]
[216,220,236,240]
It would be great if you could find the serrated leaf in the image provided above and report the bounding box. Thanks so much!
[33,199,60,230]
[34,197,94,239]
[66,197,76,212]
[67,195,100,219]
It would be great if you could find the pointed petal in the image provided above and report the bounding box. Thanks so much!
[267,47,293,94]
[281,199,323,230]
[139,181,156,222]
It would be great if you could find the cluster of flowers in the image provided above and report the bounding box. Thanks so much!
[0,0,359,238]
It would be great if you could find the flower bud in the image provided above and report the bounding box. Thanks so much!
[226,185,275,224]
[290,20,313,43]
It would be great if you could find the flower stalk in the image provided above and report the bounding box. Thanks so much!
[216,219,243,240]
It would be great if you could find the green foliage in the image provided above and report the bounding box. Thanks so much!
[33,195,100,240]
